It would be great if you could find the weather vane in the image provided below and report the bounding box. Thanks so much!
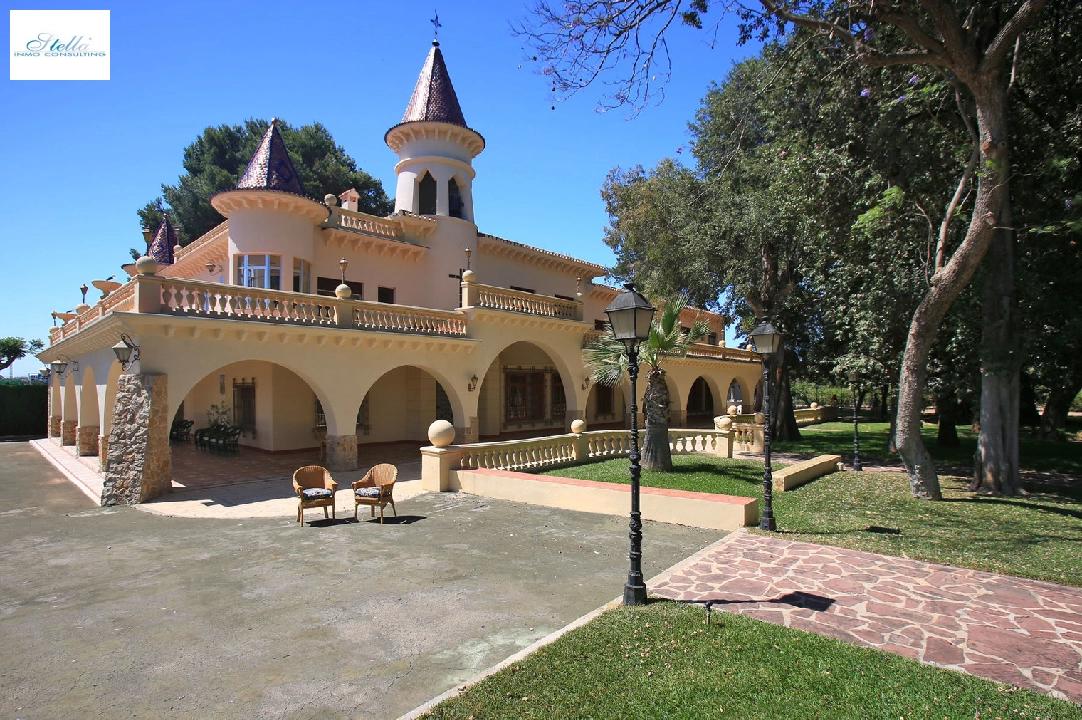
[431,11,441,41]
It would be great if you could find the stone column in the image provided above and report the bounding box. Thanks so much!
[325,434,357,472]
[49,416,61,438]
[77,425,99,457]
[460,416,479,445]
[102,373,171,505]
[61,420,77,446]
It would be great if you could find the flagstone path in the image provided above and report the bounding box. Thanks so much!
[651,530,1082,705]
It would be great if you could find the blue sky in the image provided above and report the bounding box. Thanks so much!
[2,0,759,377]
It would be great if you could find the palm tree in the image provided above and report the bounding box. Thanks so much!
[585,295,709,470]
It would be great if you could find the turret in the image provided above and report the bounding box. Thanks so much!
[385,41,484,224]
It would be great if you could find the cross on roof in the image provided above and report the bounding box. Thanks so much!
[431,11,441,40]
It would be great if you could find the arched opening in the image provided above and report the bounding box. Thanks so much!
[585,381,626,430]
[448,177,463,219]
[169,360,329,489]
[476,342,569,439]
[726,379,744,414]
[685,376,715,427]
[418,171,437,215]
[753,379,764,413]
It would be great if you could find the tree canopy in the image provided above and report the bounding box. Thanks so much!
[0,337,44,373]
[137,119,392,246]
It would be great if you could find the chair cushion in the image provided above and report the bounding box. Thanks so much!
[301,488,333,500]
[355,487,381,499]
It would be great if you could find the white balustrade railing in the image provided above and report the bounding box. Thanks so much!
[353,303,466,336]
[460,434,579,471]
[333,208,403,238]
[472,284,581,320]
[159,280,339,325]
[457,427,731,473]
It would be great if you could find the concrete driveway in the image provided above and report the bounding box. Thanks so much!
[0,442,720,719]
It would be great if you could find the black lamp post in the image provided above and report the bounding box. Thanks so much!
[848,369,862,471]
[749,318,782,532]
[604,283,656,606]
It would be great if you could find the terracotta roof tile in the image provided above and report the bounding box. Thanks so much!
[401,42,467,127]
[236,119,305,195]
[148,213,178,265]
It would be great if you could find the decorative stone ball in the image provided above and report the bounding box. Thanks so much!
[461,269,475,282]
[135,255,158,276]
[173,244,182,256]
[571,419,586,434]
[335,283,352,299]
[75,303,91,314]
[715,416,733,431]
[727,405,738,416]
[428,419,455,447]
[324,193,338,206]
[810,402,819,409]
[754,412,766,424]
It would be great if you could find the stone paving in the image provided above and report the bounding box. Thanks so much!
[651,530,1082,704]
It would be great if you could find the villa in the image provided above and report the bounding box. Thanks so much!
[39,41,764,505]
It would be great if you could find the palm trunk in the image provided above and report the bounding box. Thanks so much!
[641,368,672,470]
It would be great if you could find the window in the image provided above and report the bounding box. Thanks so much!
[316,276,362,298]
[418,171,437,215]
[448,177,463,218]
[235,254,281,290]
[293,258,311,294]
[707,333,718,346]
[377,286,396,304]
[596,385,614,415]
[233,379,256,436]
[505,371,546,422]
[551,373,566,420]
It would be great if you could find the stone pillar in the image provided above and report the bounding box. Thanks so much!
[325,434,357,472]
[61,420,77,446]
[421,446,463,492]
[49,416,61,438]
[461,417,479,445]
[77,425,99,457]
[102,373,171,505]
[713,430,734,459]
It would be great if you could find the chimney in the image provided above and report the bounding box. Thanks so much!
[339,188,361,212]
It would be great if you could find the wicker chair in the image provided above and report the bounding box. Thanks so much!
[293,465,338,525]
[352,463,398,523]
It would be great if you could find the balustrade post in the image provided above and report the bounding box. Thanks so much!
[134,276,163,314]
[460,270,478,309]
[333,298,352,328]
[421,446,463,492]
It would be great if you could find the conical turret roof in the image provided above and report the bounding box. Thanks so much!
[401,41,467,127]
[236,119,306,195]
[148,213,178,265]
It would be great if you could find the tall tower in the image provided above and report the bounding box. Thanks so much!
[385,41,485,224]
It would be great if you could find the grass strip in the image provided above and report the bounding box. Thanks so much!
[424,601,1079,719]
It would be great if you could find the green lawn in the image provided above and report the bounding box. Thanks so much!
[541,456,1082,587]
[423,602,1079,720]
[539,455,776,498]
[776,420,1082,475]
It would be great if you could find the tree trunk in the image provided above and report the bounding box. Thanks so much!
[772,349,801,442]
[1038,371,1082,441]
[936,389,960,447]
[641,368,672,470]
[973,196,1023,495]
[896,81,1012,500]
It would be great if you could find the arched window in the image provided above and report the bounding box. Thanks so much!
[418,171,437,215]
[448,177,463,218]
